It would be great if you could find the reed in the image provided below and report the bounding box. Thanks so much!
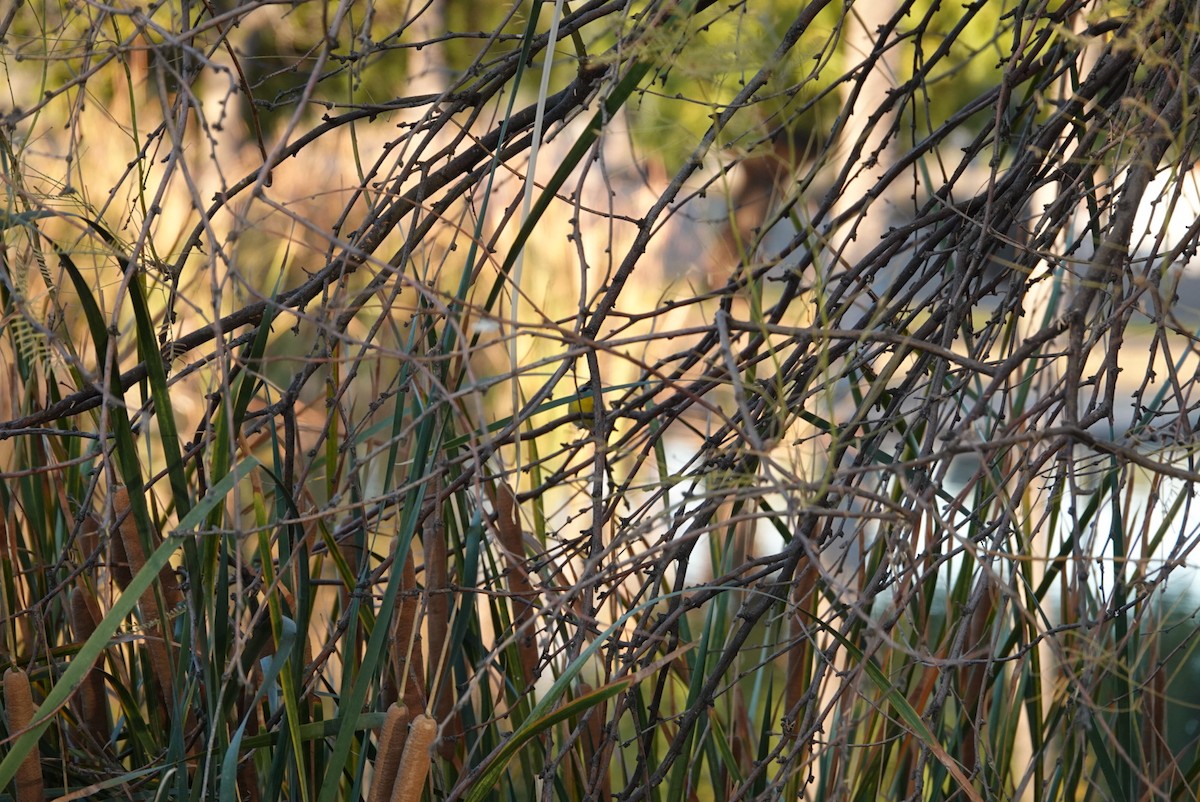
[400,549,427,715]
[3,669,43,802]
[492,480,539,688]
[68,588,110,743]
[1,2,1197,800]
[389,714,438,802]
[112,487,180,723]
[369,703,411,802]
[422,473,459,761]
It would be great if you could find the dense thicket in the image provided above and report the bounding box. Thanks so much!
[2,1,1200,800]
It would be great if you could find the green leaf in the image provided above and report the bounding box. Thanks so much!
[0,457,261,795]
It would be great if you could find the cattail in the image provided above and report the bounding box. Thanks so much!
[237,756,261,802]
[113,487,179,720]
[423,476,457,757]
[958,576,997,772]
[3,668,44,802]
[236,741,261,802]
[69,587,109,741]
[424,476,448,679]
[113,488,184,609]
[368,704,410,802]
[577,683,611,800]
[582,688,605,756]
[389,548,426,714]
[783,564,817,741]
[389,714,437,802]
[77,514,100,570]
[108,516,134,592]
[77,508,114,743]
[729,684,751,778]
[493,481,538,687]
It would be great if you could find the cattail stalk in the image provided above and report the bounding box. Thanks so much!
[108,518,135,592]
[958,575,997,772]
[69,587,110,741]
[390,548,426,714]
[113,487,183,722]
[783,563,817,740]
[423,476,458,757]
[238,754,261,802]
[578,683,612,800]
[77,514,101,572]
[389,714,438,802]
[3,668,44,802]
[369,704,410,802]
[493,481,538,688]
